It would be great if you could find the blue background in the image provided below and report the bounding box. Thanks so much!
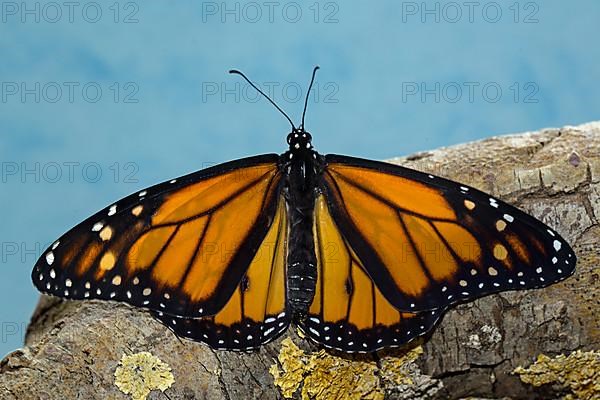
[0,1,598,356]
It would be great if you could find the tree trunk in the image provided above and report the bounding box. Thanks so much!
[2,122,598,400]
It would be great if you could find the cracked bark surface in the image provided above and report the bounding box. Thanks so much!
[1,122,598,399]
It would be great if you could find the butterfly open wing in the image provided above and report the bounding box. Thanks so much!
[152,196,290,350]
[32,154,284,318]
[321,154,576,313]
[298,195,443,353]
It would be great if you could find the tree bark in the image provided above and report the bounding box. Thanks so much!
[2,122,598,400]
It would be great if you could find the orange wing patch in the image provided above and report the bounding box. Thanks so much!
[323,168,483,305]
[214,196,287,325]
[328,164,456,220]
[153,164,276,224]
[300,195,442,352]
[152,196,290,350]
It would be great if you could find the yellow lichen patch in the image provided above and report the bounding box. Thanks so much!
[270,338,429,400]
[114,352,175,400]
[269,338,311,398]
[301,351,382,400]
[513,350,600,400]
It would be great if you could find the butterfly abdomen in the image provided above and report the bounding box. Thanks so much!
[283,144,322,318]
[286,203,317,316]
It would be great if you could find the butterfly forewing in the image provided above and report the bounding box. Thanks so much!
[321,154,576,313]
[32,154,283,318]
[152,195,290,350]
[298,195,443,353]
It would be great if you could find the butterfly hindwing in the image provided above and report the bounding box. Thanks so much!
[298,195,443,353]
[321,154,576,313]
[152,196,290,350]
[32,154,283,318]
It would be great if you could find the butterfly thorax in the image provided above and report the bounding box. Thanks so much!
[282,128,323,319]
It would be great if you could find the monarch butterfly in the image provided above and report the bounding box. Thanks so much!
[32,67,576,353]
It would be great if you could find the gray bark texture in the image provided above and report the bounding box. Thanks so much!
[1,122,598,400]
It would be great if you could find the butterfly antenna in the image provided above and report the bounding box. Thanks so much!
[301,65,320,129]
[229,69,296,130]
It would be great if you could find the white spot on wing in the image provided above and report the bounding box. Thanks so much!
[108,204,117,216]
[264,327,275,336]
[503,214,514,223]
[553,240,562,251]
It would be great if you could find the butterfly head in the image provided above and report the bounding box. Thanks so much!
[287,128,313,151]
